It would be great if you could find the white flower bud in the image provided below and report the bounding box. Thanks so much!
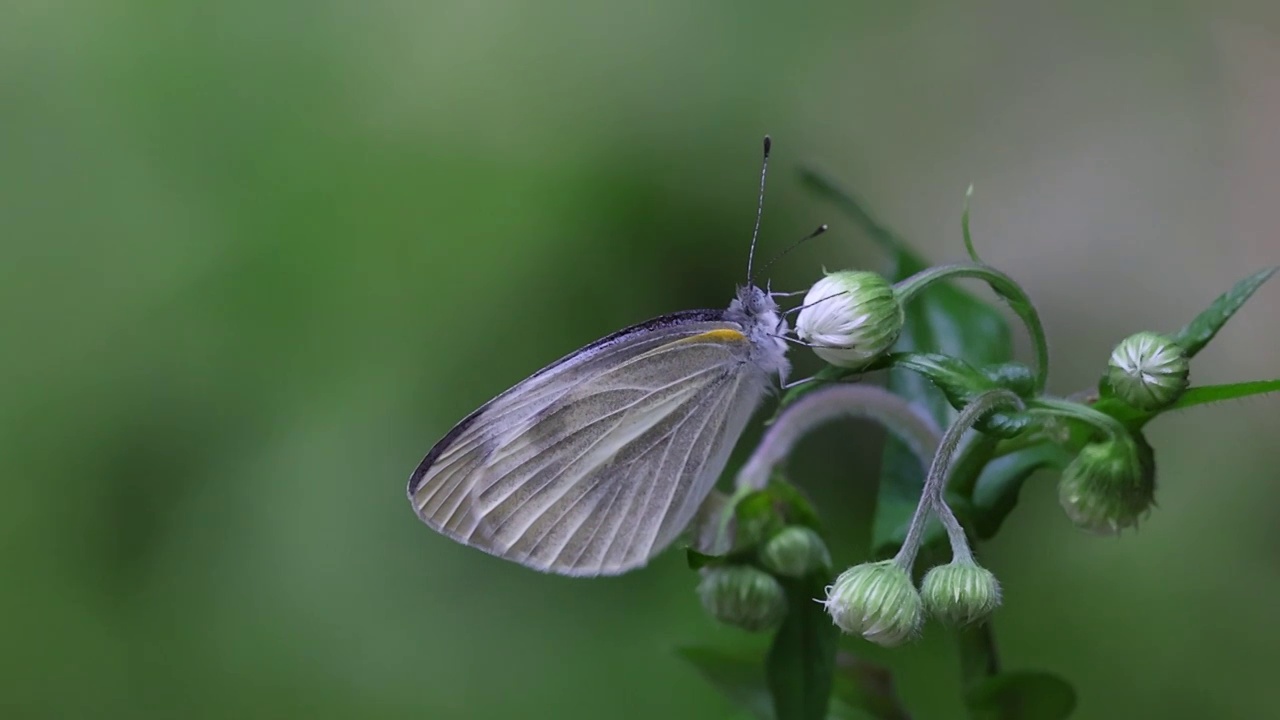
[795,271,903,369]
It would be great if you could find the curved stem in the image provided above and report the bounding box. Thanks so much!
[735,384,943,492]
[892,263,1051,394]
[961,184,980,263]
[892,390,1025,570]
[933,497,974,564]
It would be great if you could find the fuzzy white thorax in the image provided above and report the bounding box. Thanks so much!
[727,284,791,384]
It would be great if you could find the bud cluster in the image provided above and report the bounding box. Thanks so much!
[822,556,1003,646]
[695,525,832,633]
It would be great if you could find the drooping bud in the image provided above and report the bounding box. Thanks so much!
[696,565,787,632]
[920,561,1002,626]
[760,526,831,578]
[1058,434,1156,534]
[1107,332,1190,411]
[822,560,923,647]
[795,270,904,369]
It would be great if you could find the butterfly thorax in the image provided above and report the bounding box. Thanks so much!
[727,284,791,384]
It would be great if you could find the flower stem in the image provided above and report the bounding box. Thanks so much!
[893,390,1025,569]
[710,385,944,555]
[735,385,942,492]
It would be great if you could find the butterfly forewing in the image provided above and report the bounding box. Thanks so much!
[407,312,771,576]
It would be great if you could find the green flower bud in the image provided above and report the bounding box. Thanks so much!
[796,270,904,369]
[1107,331,1189,411]
[822,560,923,647]
[760,526,831,578]
[696,565,787,632]
[1058,434,1156,534]
[920,561,1002,626]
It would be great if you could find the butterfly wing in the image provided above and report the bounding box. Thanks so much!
[407,310,772,576]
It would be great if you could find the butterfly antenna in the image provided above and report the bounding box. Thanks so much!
[745,135,772,285]
[784,289,849,317]
[760,223,828,277]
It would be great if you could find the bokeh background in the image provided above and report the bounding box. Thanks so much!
[4,1,1278,718]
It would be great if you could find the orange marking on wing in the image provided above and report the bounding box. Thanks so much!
[676,329,747,344]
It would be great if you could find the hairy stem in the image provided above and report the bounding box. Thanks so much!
[893,390,1025,569]
[735,385,942,492]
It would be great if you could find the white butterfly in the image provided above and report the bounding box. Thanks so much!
[407,138,809,576]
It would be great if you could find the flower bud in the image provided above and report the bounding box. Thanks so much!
[696,565,787,632]
[1058,434,1156,534]
[822,560,923,647]
[760,526,831,578]
[1107,332,1189,411]
[796,271,904,369]
[920,561,1002,626]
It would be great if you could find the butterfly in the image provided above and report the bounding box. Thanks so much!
[407,137,820,576]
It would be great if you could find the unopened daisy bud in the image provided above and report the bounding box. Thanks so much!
[760,526,831,578]
[1058,435,1156,535]
[920,561,1002,626]
[796,270,904,369]
[1107,332,1189,411]
[697,565,787,632]
[822,560,923,647]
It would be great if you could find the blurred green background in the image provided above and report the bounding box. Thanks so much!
[4,1,1278,718]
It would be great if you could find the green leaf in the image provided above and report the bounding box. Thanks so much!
[965,671,1077,720]
[829,651,912,720]
[1168,379,1280,409]
[1093,377,1280,433]
[885,353,1033,438]
[970,444,1074,539]
[687,547,724,571]
[800,170,1015,555]
[1172,267,1275,357]
[766,575,840,720]
[980,362,1036,398]
[678,646,775,720]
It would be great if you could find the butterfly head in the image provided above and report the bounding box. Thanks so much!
[729,284,791,382]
